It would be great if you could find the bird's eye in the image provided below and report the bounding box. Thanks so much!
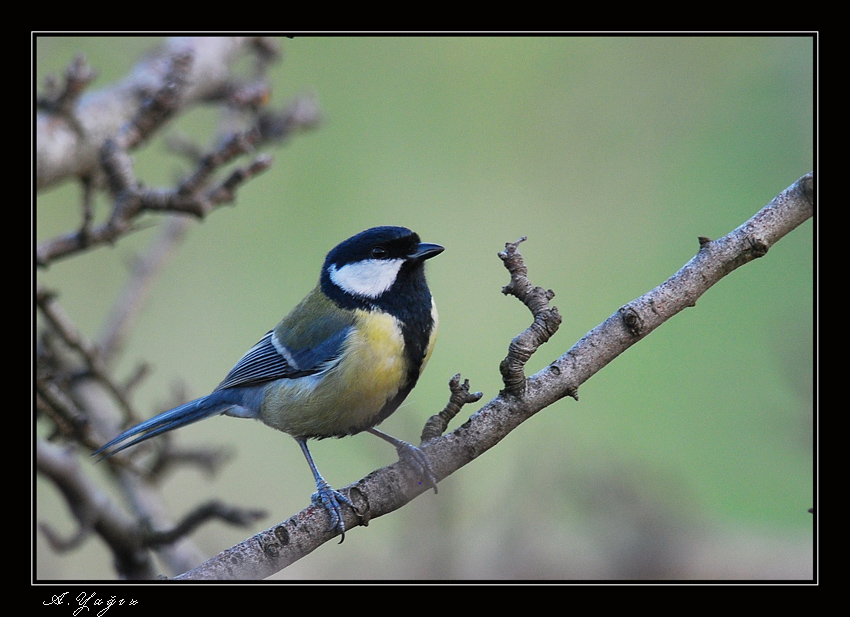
[371,246,387,259]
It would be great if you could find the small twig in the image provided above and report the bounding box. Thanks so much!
[145,501,266,548]
[227,79,272,110]
[36,377,88,442]
[421,374,482,443]
[256,93,322,143]
[77,176,96,247]
[206,154,273,205]
[177,129,261,196]
[115,48,194,151]
[37,54,97,119]
[36,131,273,267]
[498,237,563,394]
[38,519,92,553]
[36,284,137,424]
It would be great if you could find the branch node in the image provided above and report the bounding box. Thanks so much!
[619,305,645,337]
[745,235,770,259]
[546,364,579,400]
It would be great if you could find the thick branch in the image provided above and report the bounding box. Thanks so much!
[174,172,813,580]
[36,37,277,191]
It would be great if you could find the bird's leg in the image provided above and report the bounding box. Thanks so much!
[367,428,438,494]
[297,438,358,542]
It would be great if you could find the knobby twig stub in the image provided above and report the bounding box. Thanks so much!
[421,374,483,443]
[498,237,564,395]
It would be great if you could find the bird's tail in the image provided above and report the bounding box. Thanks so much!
[92,394,230,460]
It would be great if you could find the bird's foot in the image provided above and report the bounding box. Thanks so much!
[395,441,438,494]
[311,480,358,542]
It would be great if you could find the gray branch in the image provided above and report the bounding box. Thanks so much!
[36,37,276,191]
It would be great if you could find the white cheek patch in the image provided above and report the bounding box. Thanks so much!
[329,259,404,298]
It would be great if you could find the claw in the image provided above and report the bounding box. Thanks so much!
[298,437,362,542]
[395,441,438,494]
[311,479,357,542]
[367,428,438,494]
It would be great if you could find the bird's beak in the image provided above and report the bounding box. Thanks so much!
[410,242,444,262]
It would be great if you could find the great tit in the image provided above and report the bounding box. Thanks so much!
[94,226,443,538]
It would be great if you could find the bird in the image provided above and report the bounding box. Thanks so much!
[94,226,443,540]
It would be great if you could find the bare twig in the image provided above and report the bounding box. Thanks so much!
[36,284,137,428]
[256,93,322,143]
[37,440,265,580]
[145,501,266,548]
[35,135,273,266]
[421,374,483,443]
[498,237,563,394]
[36,54,97,118]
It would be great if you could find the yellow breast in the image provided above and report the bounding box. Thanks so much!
[260,308,409,438]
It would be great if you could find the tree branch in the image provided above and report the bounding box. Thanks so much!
[36,439,265,579]
[173,172,813,580]
[35,37,320,267]
[35,37,321,579]
[36,440,158,580]
[36,37,276,191]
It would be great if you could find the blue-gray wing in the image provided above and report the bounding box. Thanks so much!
[214,327,351,391]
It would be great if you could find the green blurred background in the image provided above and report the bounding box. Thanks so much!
[35,35,814,580]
